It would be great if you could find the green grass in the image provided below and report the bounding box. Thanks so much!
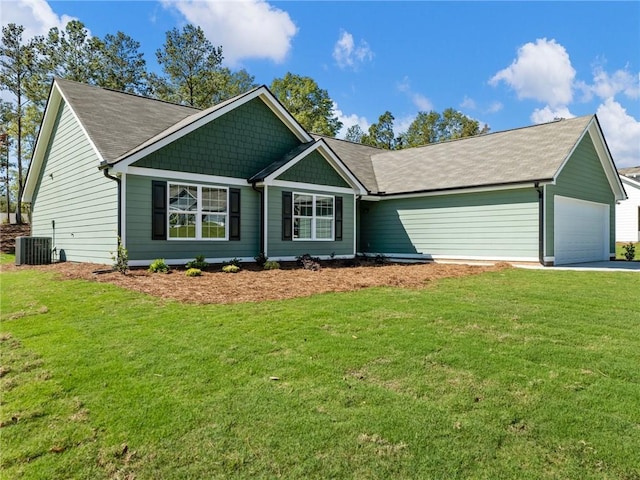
[1,265,639,479]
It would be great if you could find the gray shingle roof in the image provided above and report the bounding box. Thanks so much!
[313,135,382,193]
[619,166,640,178]
[55,78,200,163]
[371,115,594,194]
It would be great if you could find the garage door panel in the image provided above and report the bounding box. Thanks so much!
[554,196,609,265]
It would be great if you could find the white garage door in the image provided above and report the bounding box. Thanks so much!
[554,196,609,265]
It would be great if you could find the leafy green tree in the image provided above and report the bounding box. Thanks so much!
[152,24,223,108]
[210,67,257,104]
[98,31,148,94]
[403,108,488,147]
[361,111,397,149]
[270,73,342,136]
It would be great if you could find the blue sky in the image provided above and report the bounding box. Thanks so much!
[4,0,640,167]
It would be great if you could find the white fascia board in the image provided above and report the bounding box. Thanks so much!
[111,86,313,170]
[360,181,546,202]
[262,140,367,195]
[123,166,248,186]
[267,179,356,195]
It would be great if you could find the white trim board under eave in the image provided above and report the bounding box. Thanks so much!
[122,166,249,186]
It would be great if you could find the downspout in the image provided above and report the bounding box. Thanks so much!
[535,182,544,265]
[103,168,122,239]
[251,182,265,255]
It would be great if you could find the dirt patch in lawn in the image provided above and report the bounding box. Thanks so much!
[4,259,511,304]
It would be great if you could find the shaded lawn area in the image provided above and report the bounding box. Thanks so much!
[1,263,639,479]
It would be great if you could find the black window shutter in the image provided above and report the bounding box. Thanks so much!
[151,181,167,240]
[282,191,292,241]
[229,188,241,241]
[335,196,343,241]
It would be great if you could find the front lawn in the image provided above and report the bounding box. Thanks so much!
[1,265,639,479]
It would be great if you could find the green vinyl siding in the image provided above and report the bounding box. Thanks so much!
[125,174,259,262]
[545,133,616,257]
[276,151,350,188]
[131,98,300,178]
[360,188,539,260]
[30,101,118,264]
[266,186,355,258]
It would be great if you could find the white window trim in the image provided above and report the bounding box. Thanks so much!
[293,192,335,241]
[168,182,229,241]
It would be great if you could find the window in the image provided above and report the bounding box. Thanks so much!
[293,193,334,240]
[168,183,228,240]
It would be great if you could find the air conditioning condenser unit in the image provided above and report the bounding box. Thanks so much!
[15,236,52,266]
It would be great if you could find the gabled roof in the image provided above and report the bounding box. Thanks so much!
[313,135,381,194]
[249,139,368,195]
[323,115,625,201]
[372,116,594,194]
[54,78,200,163]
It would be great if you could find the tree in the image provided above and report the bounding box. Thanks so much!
[361,111,397,149]
[210,67,257,104]
[403,108,488,148]
[270,73,342,136]
[153,24,223,108]
[0,24,39,223]
[36,20,104,86]
[98,31,148,95]
[344,124,364,143]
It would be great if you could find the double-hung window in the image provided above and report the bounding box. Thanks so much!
[168,183,228,240]
[293,193,334,240]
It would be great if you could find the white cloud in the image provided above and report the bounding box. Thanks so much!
[162,0,297,66]
[333,102,369,139]
[490,38,576,107]
[590,66,640,100]
[596,98,640,168]
[397,76,433,112]
[333,30,373,70]
[2,0,76,40]
[486,101,503,114]
[530,105,575,124]
[460,96,476,110]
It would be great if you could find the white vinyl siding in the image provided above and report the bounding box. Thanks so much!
[615,177,640,242]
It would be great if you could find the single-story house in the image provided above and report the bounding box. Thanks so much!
[616,166,640,243]
[23,79,626,266]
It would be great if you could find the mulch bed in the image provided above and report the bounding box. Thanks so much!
[3,259,510,304]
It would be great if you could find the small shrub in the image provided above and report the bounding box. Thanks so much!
[185,268,202,277]
[297,253,321,271]
[111,237,128,275]
[149,258,170,273]
[254,252,268,268]
[222,264,240,273]
[622,242,636,261]
[226,257,242,268]
[263,260,280,270]
[186,255,208,270]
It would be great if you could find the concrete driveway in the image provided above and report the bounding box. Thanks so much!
[519,261,640,272]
